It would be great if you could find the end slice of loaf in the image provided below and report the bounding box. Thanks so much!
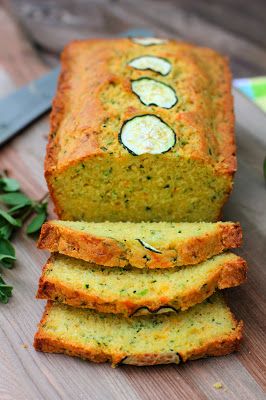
[37,253,247,316]
[34,293,243,367]
[37,220,242,268]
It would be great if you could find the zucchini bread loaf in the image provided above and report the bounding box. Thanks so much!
[45,38,235,222]
[38,220,242,268]
[34,293,243,366]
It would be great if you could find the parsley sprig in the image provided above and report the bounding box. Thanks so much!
[0,172,48,304]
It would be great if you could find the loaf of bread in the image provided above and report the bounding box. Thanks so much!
[45,38,235,222]
[38,220,242,268]
[34,293,243,366]
[37,253,247,316]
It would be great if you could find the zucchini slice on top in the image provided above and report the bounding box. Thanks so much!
[132,37,167,46]
[128,55,171,76]
[119,115,176,155]
[131,78,177,109]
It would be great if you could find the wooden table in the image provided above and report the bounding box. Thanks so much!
[6,0,266,77]
[0,2,265,399]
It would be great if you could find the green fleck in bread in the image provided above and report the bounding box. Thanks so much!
[37,253,247,316]
[38,220,242,269]
[34,293,243,366]
[45,38,235,222]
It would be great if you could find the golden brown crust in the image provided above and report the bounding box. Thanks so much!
[37,221,242,269]
[37,221,125,267]
[217,257,247,289]
[192,49,236,175]
[45,39,235,173]
[34,301,243,367]
[36,256,247,316]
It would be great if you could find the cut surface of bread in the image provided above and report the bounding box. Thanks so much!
[37,253,247,316]
[45,38,235,223]
[34,293,243,366]
[38,220,242,268]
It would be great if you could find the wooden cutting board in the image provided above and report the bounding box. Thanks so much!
[0,7,265,400]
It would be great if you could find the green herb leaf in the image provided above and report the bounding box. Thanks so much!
[263,156,266,183]
[0,171,48,305]
[26,211,47,234]
[0,238,16,269]
[33,201,48,214]
[0,209,22,227]
[0,177,20,192]
[137,289,148,296]
[0,192,32,206]
[8,203,30,215]
[0,276,13,303]
[0,222,13,240]
[0,254,16,269]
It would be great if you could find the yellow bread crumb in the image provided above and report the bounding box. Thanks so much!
[213,382,223,389]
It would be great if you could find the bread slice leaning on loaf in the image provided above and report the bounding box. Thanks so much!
[37,220,242,269]
[37,253,247,316]
[45,38,235,223]
[34,293,243,367]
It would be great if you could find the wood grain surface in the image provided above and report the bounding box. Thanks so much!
[7,0,266,77]
[0,3,266,400]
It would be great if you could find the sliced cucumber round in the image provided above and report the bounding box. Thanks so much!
[132,37,167,46]
[119,115,176,155]
[128,55,171,76]
[132,78,177,109]
[136,239,162,253]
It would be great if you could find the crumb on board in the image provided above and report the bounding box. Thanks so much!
[213,382,223,389]
[21,343,28,349]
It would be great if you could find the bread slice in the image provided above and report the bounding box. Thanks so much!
[37,220,242,269]
[37,253,247,316]
[34,293,243,366]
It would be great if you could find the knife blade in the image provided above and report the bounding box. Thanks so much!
[0,67,60,146]
[0,28,154,147]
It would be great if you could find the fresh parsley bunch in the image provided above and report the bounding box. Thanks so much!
[0,173,48,304]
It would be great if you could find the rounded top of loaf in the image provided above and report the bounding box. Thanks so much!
[46,38,235,175]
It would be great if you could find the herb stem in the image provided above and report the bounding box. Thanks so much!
[0,175,49,304]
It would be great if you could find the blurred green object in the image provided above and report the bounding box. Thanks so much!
[264,157,266,183]
[234,77,266,112]
[233,77,266,183]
